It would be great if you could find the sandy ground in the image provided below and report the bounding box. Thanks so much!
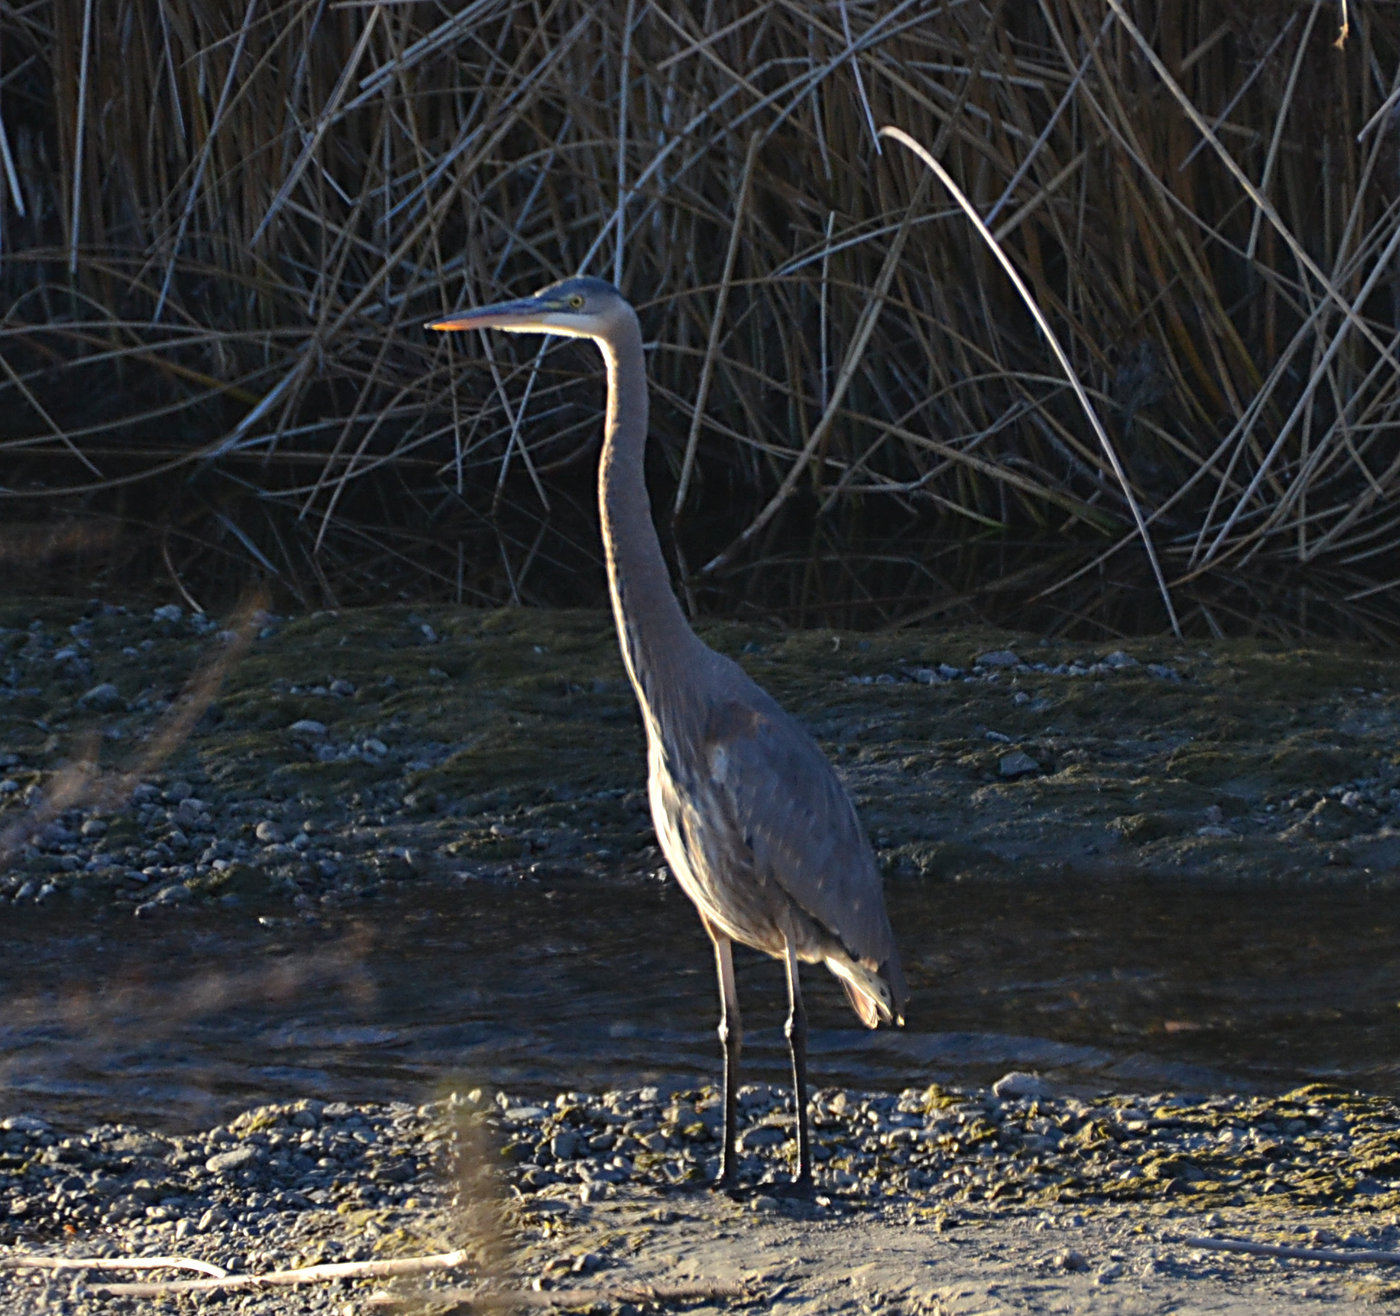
[508,1187,1396,1315]
[6,1182,1390,1314]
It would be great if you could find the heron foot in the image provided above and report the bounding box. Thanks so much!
[768,1175,816,1200]
[712,1174,816,1202]
[713,1170,740,1197]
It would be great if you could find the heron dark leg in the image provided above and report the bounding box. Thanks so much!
[782,939,812,1188]
[710,930,742,1190]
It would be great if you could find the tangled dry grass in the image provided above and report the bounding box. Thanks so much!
[1,1,1398,636]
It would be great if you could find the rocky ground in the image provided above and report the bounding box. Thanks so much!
[3,596,1400,912]
[4,595,1400,1312]
[5,1078,1400,1313]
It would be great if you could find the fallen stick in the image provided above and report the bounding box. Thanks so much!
[0,1255,229,1278]
[1185,1236,1400,1266]
[371,1279,752,1309]
[75,1248,473,1295]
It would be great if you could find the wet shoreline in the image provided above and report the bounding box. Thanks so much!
[6,597,1400,1311]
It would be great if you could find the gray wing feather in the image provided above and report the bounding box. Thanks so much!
[703,690,895,967]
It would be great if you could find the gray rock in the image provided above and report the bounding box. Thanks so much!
[738,1125,787,1149]
[109,1131,167,1159]
[550,1130,580,1160]
[999,750,1040,778]
[976,649,1022,668]
[1,1115,51,1134]
[992,1071,1053,1101]
[205,1145,260,1174]
[503,1105,549,1124]
[175,797,207,827]
[79,682,122,711]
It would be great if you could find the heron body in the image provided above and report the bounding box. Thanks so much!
[430,276,906,1189]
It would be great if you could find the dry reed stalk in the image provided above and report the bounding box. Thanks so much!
[0,1,1398,632]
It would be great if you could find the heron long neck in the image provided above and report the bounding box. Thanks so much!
[597,318,705,727]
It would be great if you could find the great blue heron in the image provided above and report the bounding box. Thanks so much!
[429,276,906,1190]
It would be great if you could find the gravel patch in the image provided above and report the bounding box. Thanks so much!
[0,1097,455,1313]
[4,1080,1400,1313]
[5,599,1400,920]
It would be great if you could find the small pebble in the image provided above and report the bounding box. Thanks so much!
[206,1146,260,1174]
[992,1072,1053,1101]
[999,750,1040,778]
[976,649,1022,668]
[79,682,122,711]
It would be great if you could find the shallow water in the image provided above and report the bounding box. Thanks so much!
[3,874,1400,1132]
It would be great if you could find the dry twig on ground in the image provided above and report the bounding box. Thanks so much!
[1186,1235,1400,1267]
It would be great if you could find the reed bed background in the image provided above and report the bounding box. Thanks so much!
[1,0,1398,637]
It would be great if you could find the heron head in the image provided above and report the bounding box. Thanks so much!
[427,275,630,342]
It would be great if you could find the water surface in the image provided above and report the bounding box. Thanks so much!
[3,875,1399,1131]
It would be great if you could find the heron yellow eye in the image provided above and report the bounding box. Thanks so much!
[568,293,584,309]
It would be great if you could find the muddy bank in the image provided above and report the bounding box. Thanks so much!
[3,597,1400,914]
